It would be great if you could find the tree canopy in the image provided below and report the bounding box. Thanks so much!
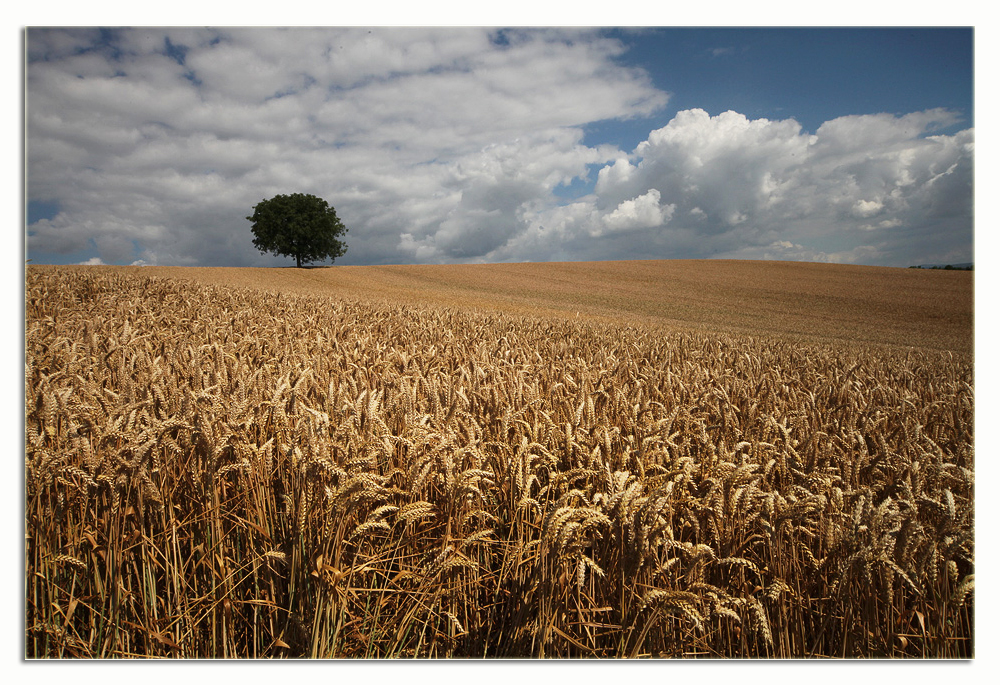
[247,193,348,268]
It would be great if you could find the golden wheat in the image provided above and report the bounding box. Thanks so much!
[24,265,973,658]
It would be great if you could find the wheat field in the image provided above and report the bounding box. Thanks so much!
[24,261,973,658]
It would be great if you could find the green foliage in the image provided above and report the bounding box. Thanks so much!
[247,193,348,267]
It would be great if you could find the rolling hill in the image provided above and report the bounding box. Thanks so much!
[46,259,973,353]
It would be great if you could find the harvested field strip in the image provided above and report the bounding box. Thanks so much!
[25,266,973,658]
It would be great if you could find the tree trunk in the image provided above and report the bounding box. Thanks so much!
[296,254,302,268]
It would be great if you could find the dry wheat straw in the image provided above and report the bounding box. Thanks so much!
[24,266,973,659]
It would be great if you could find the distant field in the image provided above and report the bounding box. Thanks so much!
[25,261,974,658]
[50,259,972,353]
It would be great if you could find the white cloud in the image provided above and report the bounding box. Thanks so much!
[27,27,667,267]
[852,199,884,218]
[601,189,674,234]
[595,158,636,193]
[717,240,883,265]
[811,109,961,156]
[26,29,972,269]
[858,217,904,232]
[514,107,972,266]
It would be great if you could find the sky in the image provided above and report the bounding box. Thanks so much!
[25,26,975,268]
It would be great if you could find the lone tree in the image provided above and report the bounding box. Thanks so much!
[247,193,348,268]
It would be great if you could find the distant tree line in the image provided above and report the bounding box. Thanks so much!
[908,264,973,271]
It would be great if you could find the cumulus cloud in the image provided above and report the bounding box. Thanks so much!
[27,27,666,267]
[852,199,884,218]
[601,189,674,234]
[26,29,972,269]
[497,107,971,266]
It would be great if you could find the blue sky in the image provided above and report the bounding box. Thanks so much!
[25,26,974,268]
[594,28,973,148]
